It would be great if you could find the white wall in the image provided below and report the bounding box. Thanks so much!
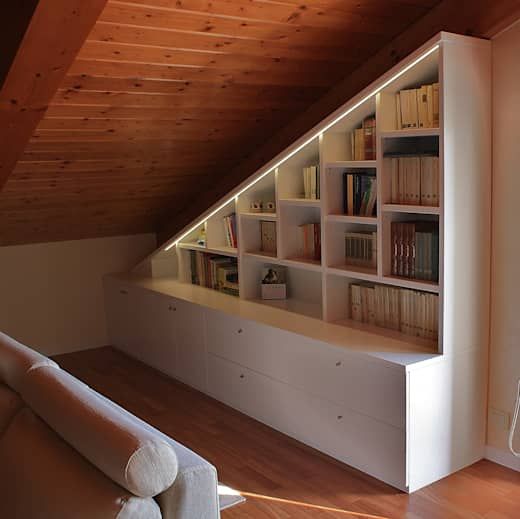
[487,19,520,469]
[0,234,156,356]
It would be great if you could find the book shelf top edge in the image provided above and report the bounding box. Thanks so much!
[325,161,377,169]
[110,273,440,368]
[380,128,440,138]
[326,214,378,224]
[382,204,441,215]
[178,243,238,257]
[239,212,277,220]
[279,198,322,207]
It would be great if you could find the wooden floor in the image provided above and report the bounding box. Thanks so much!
[54,347,520,519]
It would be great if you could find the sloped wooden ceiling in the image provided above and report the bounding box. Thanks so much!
[1,0,519,246]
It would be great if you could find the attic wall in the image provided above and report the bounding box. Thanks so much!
[487,18,520,471]
[0,233,155,355]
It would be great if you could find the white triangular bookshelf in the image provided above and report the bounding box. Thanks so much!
[140,32,491,358]
[112,32,491,492]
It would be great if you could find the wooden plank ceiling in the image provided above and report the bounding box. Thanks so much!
[0,0,446,246]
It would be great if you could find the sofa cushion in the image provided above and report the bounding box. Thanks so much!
[21,365,178,498]
[0,383,23,435]
[0,408,161,519]
[0,332,57,391]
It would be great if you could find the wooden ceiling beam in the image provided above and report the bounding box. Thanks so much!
[157,0,520,244]
[0,0,108,191]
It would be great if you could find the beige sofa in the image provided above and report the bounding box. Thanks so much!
[0,332,220,518]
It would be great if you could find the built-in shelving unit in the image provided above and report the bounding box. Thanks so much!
[115,32,491,493]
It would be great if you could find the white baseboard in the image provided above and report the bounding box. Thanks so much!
[485,445,520,472]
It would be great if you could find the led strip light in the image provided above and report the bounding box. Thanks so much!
[164,44,440,252]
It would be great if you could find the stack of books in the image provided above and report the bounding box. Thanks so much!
[350,283,438,340]
[189,252,239,296]
[351,115,376,160]
[396,83,439,129]
[298,223,321,261]
[386,155,439,206]
[223,213,237,248]
[260,220,277,255]
[345,231,377,269]
[390,222,439,281]
[302,165,320,199]
[343,169,377,216]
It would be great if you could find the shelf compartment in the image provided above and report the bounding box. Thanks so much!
[206,199,238,251]
[240,212,277,220]
[326,214,378,224]
[178,243,238,258]
[279,198,321,207]
[237,171,276,215]
[325,160,377,169]
[277,138,320,199]
[382,204,440,215]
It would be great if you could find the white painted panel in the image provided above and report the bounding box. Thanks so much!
[408,350,486,492]
[135,290,176,375]
[174,298,207,392]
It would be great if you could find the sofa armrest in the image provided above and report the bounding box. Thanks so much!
[95,391,220,519]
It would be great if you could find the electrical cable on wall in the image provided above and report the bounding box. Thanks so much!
[509,378,520,457]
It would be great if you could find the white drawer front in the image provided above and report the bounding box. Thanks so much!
[205,309,405,429]
[207,354,406,490]
[283,336,406,430]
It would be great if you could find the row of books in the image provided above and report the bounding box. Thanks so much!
[351,115,376,160]
[396,83,439,129]
[343,170,377,216]
[303,165,320,199]
[386,155,439,207]
[350,283,438,340]
[223,213,237,248]
[189,251,239,296]
[345,231,377,269]
[391,222,439,281]
[260,220,277,254]
[299,223,321,261]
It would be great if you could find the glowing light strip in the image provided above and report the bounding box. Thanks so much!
[164,44,439,251]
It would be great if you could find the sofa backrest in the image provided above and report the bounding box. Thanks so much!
[0,332,57,392]
[20,365,179,498]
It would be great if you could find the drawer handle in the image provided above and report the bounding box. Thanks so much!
[168,305,177,312]
[335,361,342,367]
[120,290,128,295]
[239,374,245,379]
[237,328,243,334]
[337,415,343,421]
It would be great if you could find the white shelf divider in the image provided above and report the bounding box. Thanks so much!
[325,160,377,169]
[178,242,238,258]
[382,204,440,215]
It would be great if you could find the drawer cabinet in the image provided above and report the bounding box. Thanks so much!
[104,281,206,392]
[106,279,406,490]
[207,354,406,489]
[205,308,405,429]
